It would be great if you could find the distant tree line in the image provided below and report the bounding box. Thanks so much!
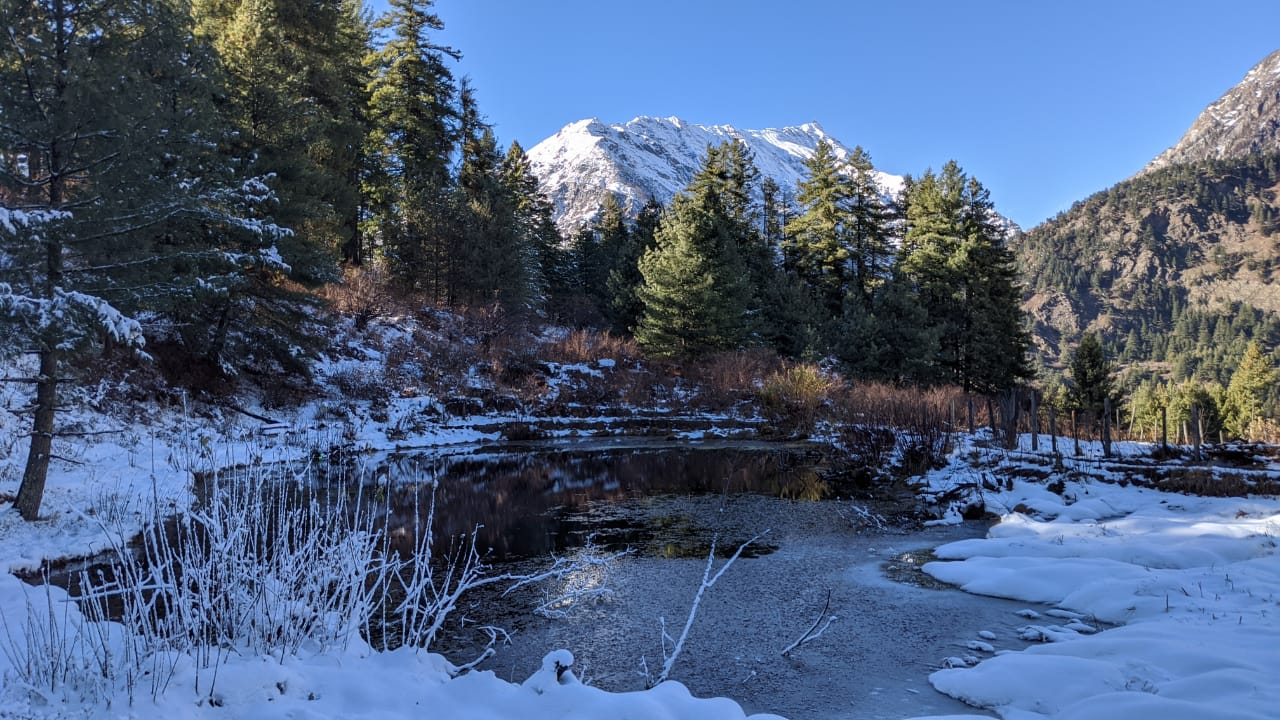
[568,140,1032,393]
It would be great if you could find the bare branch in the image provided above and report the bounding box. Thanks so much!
[651,530,768,687]
[781,589,837,657]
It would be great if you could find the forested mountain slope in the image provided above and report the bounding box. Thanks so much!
[1015,153,1280,383]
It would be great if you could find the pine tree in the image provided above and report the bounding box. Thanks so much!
[193,0,369,276]
[844,146,892,310]
[899,161,1030,391]
[502,140,567,308]
[580,193,628,313]
[956,176,1032,390]
[605,198,661,334]
[836,273,939,382]
[1068,332,1118,417]
[635,144,753,356]
[1222,341,1275,438]
[0,0,289,520]
[783,140,855,315]
[452,85,531,309]
[362,0,458,297]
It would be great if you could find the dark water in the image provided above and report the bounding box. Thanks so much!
[362,439,829,561]
[29,439,1025,718]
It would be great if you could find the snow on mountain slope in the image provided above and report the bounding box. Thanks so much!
[527,116,906,233]
[1143,49,1280,174]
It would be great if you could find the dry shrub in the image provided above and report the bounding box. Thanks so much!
[758,363,838,434]
[542,329,639,365]
[1158,469,1280,497]
[328,365,388,401]
[686,349,783,409]
[322,267,404,329]
[832,382,960,476]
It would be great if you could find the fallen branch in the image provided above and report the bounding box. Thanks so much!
[781,589,836,657]
[52,428,129,438]
[225,404,281,425]
[650,531,767,687]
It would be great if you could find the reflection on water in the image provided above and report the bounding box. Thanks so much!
[361,441,826,561]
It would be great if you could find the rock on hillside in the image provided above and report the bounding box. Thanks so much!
[1144,50,1280,174]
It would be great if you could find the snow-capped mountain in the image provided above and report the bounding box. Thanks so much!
[527,116,906,233]
[1143,49,1280,174]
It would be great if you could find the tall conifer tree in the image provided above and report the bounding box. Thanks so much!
[363,0,458,297]
[192,0,369,275]
[635,144,754,356]
[900,161,1030,391]
[784,140,855,315]
[1,0,289,519]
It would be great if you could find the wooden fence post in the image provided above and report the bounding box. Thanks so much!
[1030,391,1040,452]
[1102,397,1113,458]
[1049,406,1062,469]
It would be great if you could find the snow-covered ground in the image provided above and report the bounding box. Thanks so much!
[919,435,1280,719]
[1,370,1277,720]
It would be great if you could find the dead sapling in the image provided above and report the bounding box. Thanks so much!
[645,531,767,688]
[781,589,837,657]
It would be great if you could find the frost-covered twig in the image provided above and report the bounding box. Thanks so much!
[449,626,510,675]
[650,531,767,687]
[836,500,887,532]
[503,537,631,618]
[781,589,837,657]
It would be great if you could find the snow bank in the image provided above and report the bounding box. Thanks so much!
[921,435,1280,719]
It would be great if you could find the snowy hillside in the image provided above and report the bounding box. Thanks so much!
[1143,49,1280,175]
[527,116,906,233]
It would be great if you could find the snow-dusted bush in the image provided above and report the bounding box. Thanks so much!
[0,455,625,707]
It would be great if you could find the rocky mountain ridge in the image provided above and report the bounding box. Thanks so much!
[1143,49,1280,174]
[526,116,905,233]
[1016,48,1280,376]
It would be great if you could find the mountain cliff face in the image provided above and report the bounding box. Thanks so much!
[526,116,905,233]
[1144,50,1280,174]
[1016,49,1280,376]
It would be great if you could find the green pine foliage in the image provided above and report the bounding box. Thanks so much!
[192,0,368,280]
[604,199,661,334]
[0,0,294,518]
[783,140,856,315]
[1068,332,1118,415]
[362,0,459,297]
[1222,341,1276,438]
[899,162,1031,392]
[634,144,756,356]
[503,141,570,309]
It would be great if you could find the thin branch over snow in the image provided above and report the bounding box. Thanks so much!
[650,531,767,687]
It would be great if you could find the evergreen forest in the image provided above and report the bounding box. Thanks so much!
[2,0,1278,520]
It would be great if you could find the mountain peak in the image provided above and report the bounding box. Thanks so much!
[526,116,904,232]
[1142,49,1280,174]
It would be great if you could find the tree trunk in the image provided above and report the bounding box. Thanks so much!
[1102,397,1112,458]
[15,12,69,520]
[15,347,58,520]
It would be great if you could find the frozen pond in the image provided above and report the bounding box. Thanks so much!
[383,441,1032,719]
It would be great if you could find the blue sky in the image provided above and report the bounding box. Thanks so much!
[410,0,1280,228]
